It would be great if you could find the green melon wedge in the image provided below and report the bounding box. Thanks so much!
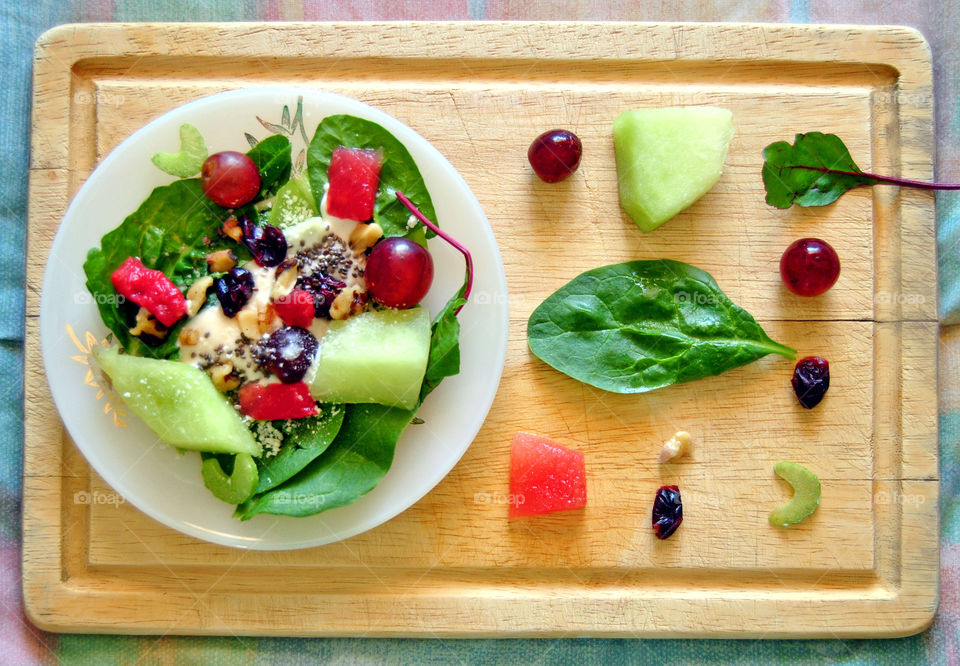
[309,307,431,410]
[769,461,821,527]
[93,346,260,456]
[613,107,734,232]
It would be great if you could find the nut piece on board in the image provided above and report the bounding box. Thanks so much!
[659,431,692,463]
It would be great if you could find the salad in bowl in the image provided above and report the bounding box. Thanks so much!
[40,89,507,548]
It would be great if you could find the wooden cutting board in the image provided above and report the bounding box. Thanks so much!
[24,22,938,637]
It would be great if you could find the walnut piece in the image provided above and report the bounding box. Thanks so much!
[185,276,214,317]
[349,222,383,253]
[128,307,168,339]
[209,363,241,392]
[221,216,243,242]
[329,285,366,321]
[178,327,200,346]
[205,249,238,273]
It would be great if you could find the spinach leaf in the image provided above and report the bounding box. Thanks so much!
[83,179,232,358]
[527,259,795,393]
[419,279,467,403]
[236,403,415,519]
[252,405,345,494]
[247,134,292,199]
[306,114,436,238]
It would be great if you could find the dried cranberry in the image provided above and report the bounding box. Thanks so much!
[652,485,683,539]
[240,217,288,267]
[256,326,318,383]
[215,267,255,318]
[792,356,830,409]
[297,272,346,318]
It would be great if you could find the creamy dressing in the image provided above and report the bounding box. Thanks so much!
[178,265,280,384]
[177,201,366,387]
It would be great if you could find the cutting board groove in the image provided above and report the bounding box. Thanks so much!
[24,22,937,637]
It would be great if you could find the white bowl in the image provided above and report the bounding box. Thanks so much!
[40,87,508,549]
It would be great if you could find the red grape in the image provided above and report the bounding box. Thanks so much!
[365,237,433,309]
[200,151,261,208]
[780,238,840,296]
[528,129,582,183]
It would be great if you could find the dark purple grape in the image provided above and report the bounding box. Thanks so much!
[296,272,346,318]
[528,129,582,183]
[240,217,288,267]
[256,326,318,383]
[652,485,683,539]
[792,356,830,409]
[215,267,255,318]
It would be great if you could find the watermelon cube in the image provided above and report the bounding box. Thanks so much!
[326,146,383,221]
[509,433,586,517]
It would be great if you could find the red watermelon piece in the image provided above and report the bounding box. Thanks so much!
[326,146,383,221]
[509,432,586,517]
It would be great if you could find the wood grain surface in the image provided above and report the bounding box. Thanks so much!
[24,22,938,637]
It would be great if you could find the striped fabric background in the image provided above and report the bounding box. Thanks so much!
[3,1,956,663]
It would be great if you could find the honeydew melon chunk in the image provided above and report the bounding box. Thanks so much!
[769,461,821,527]
[309,307,431,410]
[93,346,260,456]
[269,173,318,229]
[613,106,734,232]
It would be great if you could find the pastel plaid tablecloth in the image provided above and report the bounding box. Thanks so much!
[4,1,957,663]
